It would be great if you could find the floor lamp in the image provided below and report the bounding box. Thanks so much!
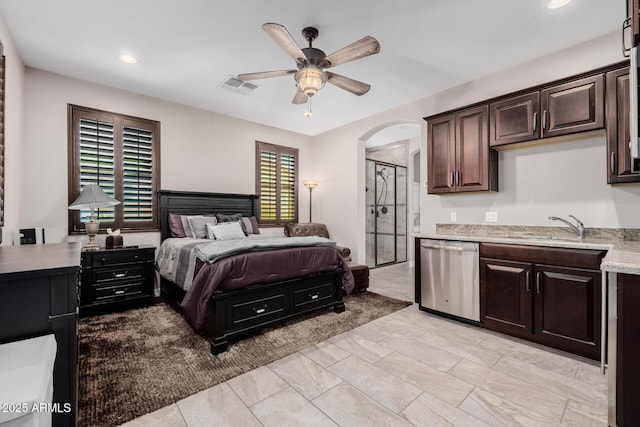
[303,180,318,223]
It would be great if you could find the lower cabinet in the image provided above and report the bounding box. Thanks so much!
[480,243,605,360]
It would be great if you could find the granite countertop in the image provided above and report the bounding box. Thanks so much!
[414,225,640,275]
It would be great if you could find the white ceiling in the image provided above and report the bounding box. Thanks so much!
[0,0,624,136]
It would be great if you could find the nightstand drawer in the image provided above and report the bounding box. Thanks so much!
[94,265,145,283]
[94,282,143,300]
[88,250,150,267]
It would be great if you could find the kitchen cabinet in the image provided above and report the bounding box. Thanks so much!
[611,273,640,427]
[606,67,640,183]
[426,105,498,194]
[490,74,604,147]
[480,243,605,360]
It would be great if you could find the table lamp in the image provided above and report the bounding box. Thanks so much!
[68,184,120,251]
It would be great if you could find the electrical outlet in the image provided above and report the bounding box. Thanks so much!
[450,212,457,222]
[485,212,498,223]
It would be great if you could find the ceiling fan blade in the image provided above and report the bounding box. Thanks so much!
[262,23,307,64]
[326,72,371,96]
[325,36,380,68]
[292,90,307,104]
[238,70,296,81]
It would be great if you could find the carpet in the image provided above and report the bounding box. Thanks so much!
[78,292,412,427]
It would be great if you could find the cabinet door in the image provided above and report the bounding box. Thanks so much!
[490,92,540,146]
[480,258,533,338]
[540,74,604,139]
[456,105,496,192]
[606,68,639,183]
[534,264,601,360]
[427,113,456,194]
[617,273,640,427]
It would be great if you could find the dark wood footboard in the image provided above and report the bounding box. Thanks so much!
[207,270,344,354]
[161,270,344,354]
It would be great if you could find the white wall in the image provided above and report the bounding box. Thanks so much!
[22,68,313,247]
[0,12,25,245]
[312,31,639,264]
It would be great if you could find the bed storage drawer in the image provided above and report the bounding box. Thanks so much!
[230,292,286,327]
[209,270,346,354]
[293,281,335,311]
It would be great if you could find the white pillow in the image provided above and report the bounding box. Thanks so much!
[207,221,246,241]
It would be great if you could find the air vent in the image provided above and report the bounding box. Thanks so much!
[220,76,258,95]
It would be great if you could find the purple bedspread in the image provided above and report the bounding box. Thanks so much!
[181,246,354,331]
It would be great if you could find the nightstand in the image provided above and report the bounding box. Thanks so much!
[80,245,155,317]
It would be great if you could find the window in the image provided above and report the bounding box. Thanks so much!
[255,141,298,225]
[68,105,160,233]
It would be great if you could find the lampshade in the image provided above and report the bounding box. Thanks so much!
[303,180,319,189]
[295,68,327,97]
[69,184,120,211]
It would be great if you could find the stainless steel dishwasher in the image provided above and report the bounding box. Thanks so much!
[419,239,480,323]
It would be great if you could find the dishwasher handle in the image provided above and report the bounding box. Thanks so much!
[421,243,478,252]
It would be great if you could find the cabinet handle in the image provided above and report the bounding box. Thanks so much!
[610,152,616,175]
[525,271,531,292]
[542,110,547,130]
[536,272,542,294]
[450,171,455,187]
[115,289,126,295]
[623,16,632,57]
[455,171,461,186]
[309,292,320,300]
[113,271,128,279]
[532,112,538,132]
[253,304,268,314]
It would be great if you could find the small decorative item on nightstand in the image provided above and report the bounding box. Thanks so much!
[105,228,123,249]
[80,245,156,317]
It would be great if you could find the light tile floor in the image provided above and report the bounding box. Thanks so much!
[121,262,607,427]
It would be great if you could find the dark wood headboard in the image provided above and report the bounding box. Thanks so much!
[158,190,259,241]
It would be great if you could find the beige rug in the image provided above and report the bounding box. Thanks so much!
[78,292,412,427]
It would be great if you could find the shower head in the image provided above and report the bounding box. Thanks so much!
[377,168,388,179]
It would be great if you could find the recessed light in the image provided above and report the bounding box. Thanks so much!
[117,53,138,64]
[546,0,572,9]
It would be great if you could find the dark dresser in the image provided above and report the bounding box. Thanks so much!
[80,245,155,316]
[0,242,80,427]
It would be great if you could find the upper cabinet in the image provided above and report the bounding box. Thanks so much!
[490,74,604,147]
[606,66,640,183]
[426,105,498,194]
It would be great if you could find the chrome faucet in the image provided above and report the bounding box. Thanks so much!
[548,215,585,240]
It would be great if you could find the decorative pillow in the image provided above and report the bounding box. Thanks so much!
[181,215,203,238]
[216,213,248,235]
[188,216,217,239]
[168,213,186,238]
[242,217,261,235]
[207,221,246,241]
[247,216,260,234]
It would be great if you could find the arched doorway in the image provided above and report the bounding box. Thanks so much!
[360,122,421,268]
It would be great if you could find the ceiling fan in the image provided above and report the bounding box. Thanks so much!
[238,23,380,105]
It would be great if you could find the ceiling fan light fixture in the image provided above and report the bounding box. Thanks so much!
[296,67,327,97]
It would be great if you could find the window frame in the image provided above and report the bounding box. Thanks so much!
[255,141,298,226]
[68,104,161,234]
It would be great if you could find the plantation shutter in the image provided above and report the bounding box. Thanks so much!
[255,141,298,225]
[122,121,154,223]
[78,114,116,224]
[69,105,160,233]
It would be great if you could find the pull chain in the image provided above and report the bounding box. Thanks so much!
[304,96,313,117]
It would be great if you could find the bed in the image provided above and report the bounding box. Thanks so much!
[157,190,352,354]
